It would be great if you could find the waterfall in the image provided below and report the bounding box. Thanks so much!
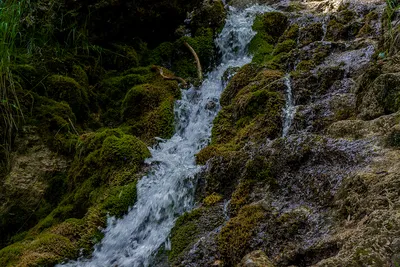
[59,4,272,267]
[282,74,295,137]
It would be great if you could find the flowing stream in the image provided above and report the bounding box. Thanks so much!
[282,74,295,137]
[60,5,272,267]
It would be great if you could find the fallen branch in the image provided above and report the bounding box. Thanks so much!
[184,41,203,82]
[152,65,188,88]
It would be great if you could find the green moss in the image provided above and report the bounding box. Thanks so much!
[337,9,357,24]
[296,60,316,71]
[274,39,296,55]
[191,0,226,33]
[103,44,140,70]
[102,181,137,217]
[249,32,275,64]
[286,2,305,12]
[326,19,345,41]
[0,242,25,267]
[138,97,176,140]
[211,106,236,144]
[203,193,223,206]
[215,69,284,145]
[66,128,150,216]
[46,75,89,121]
[229,180,255,216]
[0,232,76,267]
[100,134,150,165]
[357,24,373,37]
[178,27,215,76]
[33,95,78,154]
[217,205,265,265]
[121,83,169,120]
[169,209,203,262]
[220,64,260,106]
[299,22,324,46]
[11,64,39,90]
[387,128,400,148]
[257,12,289,41]
[279,24,300,42]
[148,42,174,66]
[196,144,239,165]
[72,65,89,87]
[244,156,274,182]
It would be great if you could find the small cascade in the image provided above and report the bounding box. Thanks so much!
[282,74,296,137]
[321,15,329,41]
[59,5,272,267]
[223,200,231,221]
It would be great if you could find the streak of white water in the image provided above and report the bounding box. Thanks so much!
[59,5,272,267]
[282,75,296,137]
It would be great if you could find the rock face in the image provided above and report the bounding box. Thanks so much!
[169,0,400,266]
[239,250,275,267]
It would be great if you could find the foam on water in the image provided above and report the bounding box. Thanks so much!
[59,5,272,267]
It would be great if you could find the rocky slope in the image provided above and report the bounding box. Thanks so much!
[168,0,400,266]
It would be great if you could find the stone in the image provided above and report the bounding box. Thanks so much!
[239,250,275,267]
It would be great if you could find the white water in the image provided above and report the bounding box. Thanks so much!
[282,75,296,137]
[59,5,272,267]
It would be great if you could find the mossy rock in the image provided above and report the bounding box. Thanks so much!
[274,39,297,55]
[135,96,176,140]
[217,204,266,265]
[0,233,76,267]
[33,95,78,153]
[229,180,255,216]
[102,181,137,217]
[296,60,316,72]
[249,32,275,64]
[220,64,260,106]
[100,134,150,165]
[203,192,223,206]
[66,128,150,216]
[169,209,203,262]
[190,0,226,33]
[148,42,175,67]
[120,81,178,139]
[299,22,324,46]
[254,12,289,41]
[45,75,89,121]
[279,24,300,43]
[215,68,285,145]
[102,44,140,70]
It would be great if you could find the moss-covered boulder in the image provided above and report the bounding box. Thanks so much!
[213,68,285,145]
[45,75,89,121]
[299,22,324,46]
[190,0,226,33]
[217,205,266,265]
[358,73,400,120]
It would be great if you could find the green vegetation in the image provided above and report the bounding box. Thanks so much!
[217,205,265,264]
[169,209,203,262]
[0,0,28,171]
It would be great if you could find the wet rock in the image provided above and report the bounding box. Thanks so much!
[0,126,69,246]
[206,100,217,110]
[358,73,400,120]
[239,250,274,267]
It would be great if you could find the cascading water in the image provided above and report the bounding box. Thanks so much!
[59,5,272,267]
[282,74,295,137]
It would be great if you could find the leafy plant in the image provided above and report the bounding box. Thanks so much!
[385,0,400,52]
[0,0,28,171]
